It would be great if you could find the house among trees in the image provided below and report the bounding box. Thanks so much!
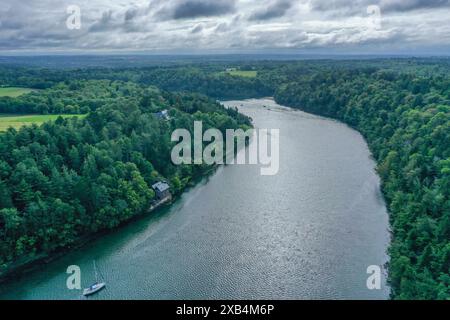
[152,181,171,200]
[154,109,170,121]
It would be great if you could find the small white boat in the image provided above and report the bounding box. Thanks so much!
[83,261,106,297]
[83,282,106,296]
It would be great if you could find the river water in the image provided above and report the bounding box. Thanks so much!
[0,98,390,300]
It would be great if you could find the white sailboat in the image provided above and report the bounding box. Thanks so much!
[83,260,106,297]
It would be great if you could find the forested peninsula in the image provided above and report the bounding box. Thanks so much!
[0,79,251,278]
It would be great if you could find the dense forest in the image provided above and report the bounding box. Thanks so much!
[0,79,251,275]
[0,57,449,299]
[274,68,450,300]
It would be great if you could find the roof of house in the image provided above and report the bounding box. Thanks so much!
[154,110,169,119]
[152,181,170,193]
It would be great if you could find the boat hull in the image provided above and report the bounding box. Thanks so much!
[83,283,106,296]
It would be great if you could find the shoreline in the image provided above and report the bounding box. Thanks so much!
[0,200,173,285]
[0,165,220,286]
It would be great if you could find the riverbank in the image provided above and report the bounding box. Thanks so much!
[0,165,220,285]
[0,200,176,285]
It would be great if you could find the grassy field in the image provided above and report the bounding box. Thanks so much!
[0,87,35,97]
[0,114,87,131]
[225,70,258,78]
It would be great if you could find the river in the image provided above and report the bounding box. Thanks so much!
[0,98,390,300]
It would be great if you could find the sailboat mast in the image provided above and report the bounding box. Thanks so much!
[94,260,98,282]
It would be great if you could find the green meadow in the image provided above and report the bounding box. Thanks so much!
[0,114,87,131]
[0,87,35,97]
[225,70,258,78]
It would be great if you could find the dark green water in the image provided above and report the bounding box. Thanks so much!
[0,99,390,300]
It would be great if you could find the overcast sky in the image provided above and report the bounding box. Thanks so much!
[1,0,449,54]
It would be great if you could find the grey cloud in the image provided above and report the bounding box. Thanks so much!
[0,17,25,30]
[89,10,116,32]
[309,0,450,15]
[125,7,139,21]
[165,0,236,20]
[214,22,229,33]
[249,0,293,20]
[309,0,368,12]
[380,0,450,12]
[0,0,449,53]
[191,24,203,33]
